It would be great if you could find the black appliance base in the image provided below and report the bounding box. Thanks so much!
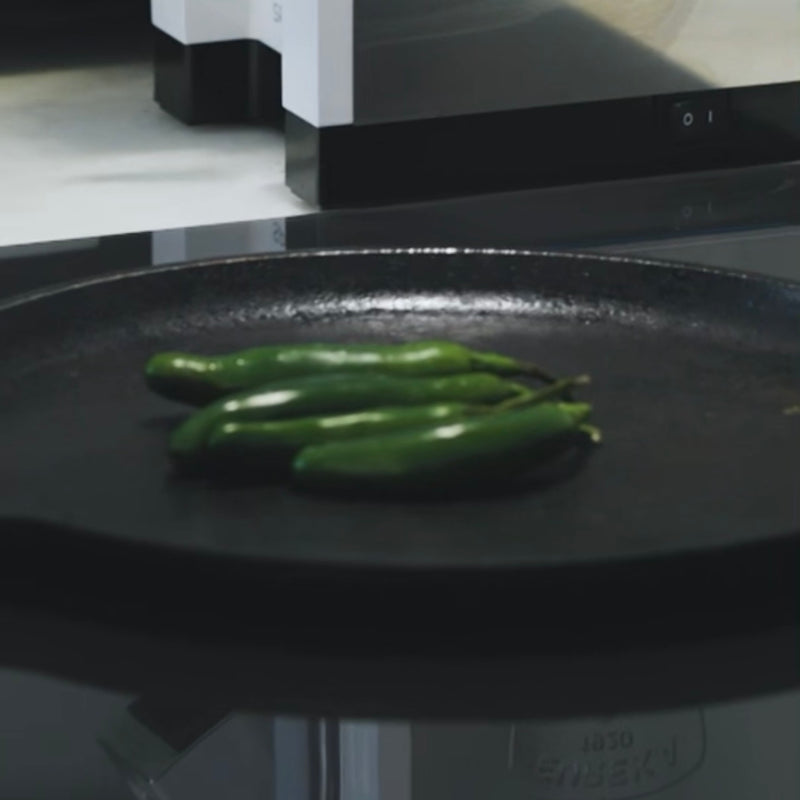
[153,29,282,126]
[287,83,800,207]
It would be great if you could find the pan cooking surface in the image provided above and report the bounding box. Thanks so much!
[1,249,798,572]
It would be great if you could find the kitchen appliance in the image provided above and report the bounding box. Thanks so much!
[151,0,284,124]
[152,0,800,205]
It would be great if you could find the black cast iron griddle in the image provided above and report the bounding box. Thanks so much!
[1,249,799,625]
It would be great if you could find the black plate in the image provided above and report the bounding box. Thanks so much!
[1,249,799,628]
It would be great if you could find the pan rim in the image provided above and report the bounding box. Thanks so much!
[2,245,800,314]
[0,511,798,578]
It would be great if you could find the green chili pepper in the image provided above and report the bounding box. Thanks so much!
[169,371,532,469]
[205,403,480,476]
[146,340,555,405]
[203,375,588,475]
[292,402,595,497]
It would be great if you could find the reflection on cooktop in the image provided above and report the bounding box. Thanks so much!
[95,691,800,800]
[1,161,799,301]
[1,665,798,800]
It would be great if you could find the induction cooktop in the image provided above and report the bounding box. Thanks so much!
[1,163,799,800]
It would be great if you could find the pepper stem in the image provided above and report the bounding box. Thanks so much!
[470,351,558,383]
[515,361,559,383]
[495,375,590,412]
[579,424,603,444]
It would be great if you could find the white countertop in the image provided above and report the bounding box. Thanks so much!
[0,56,312,248]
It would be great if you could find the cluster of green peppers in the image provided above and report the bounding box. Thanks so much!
[144,340,599,497]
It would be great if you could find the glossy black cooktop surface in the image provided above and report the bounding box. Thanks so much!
[3,160,800,299]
